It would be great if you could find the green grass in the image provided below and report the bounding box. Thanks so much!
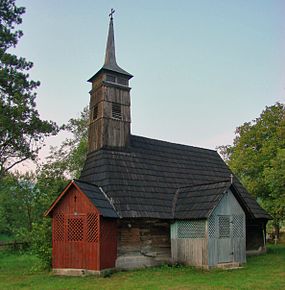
[0,245,284,290]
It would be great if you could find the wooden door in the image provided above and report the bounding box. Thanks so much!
[218,215,233,263]
[64,214,86,269]
[53,212,100,270]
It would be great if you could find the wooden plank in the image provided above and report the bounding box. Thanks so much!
[117,218,171,266]
[172,238,207,266]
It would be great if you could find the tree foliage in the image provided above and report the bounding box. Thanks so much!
[41,106,88,179]
[0,0,58,177]
[0,1,88,267]
[218,103,285,235]
[0,172,40,235]
[0,170,62,268]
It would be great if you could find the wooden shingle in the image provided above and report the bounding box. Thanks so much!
[80,135,270,220]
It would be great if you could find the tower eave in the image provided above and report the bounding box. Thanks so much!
[87,66,133,83]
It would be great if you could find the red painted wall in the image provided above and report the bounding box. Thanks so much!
[51,183,117,271]
[100,219,117,269]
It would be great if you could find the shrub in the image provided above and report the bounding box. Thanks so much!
[30,219,52,269]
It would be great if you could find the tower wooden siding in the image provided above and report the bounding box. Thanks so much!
[87,14,132,153]
[51,184,117,271]
[88,72,131,152]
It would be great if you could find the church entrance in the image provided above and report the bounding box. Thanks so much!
[217,215,233,263]
[52,212,99,270]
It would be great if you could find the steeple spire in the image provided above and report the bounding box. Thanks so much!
[104,9,117,68]
[87,10,133,152]
[100,9,133,78]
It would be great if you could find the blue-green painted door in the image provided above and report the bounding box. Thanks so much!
[218,215,233,263]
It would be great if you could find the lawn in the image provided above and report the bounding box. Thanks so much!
[0,245,284,290]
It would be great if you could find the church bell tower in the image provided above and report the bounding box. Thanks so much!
[87,10,133,153]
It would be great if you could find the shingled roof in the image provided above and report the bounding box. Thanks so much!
[174,181,231,219]
[73,180,118,218]
[45,179,118,218]
[80,135,270,220]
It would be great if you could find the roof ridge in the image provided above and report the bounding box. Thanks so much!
[178,179,230,190]
[130,134,218,153]
[74,179,120,218]
[74,179,100,187]
[97,186,121,218]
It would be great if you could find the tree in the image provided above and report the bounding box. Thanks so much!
[0,172,40,235]
[40,106,88,179]
[218,103,285,237]
[0,170,64,268]
[0,0,58,178]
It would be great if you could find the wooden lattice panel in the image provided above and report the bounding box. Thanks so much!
[87,213,99,242]
[54,213,64,241]
[208,215,216,238]
[67,218,84,241]
[233,215,244,238]
[219,216,230,238]
[177,220,205,238]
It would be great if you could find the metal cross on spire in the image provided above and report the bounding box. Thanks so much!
[109,8,115,20]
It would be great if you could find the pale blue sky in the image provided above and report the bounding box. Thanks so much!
[15,0,285,164]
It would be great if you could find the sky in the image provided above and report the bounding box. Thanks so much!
[14,0,285,171]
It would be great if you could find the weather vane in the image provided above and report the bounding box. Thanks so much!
[109,8,115,20]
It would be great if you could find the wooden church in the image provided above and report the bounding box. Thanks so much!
[45,12,271,275]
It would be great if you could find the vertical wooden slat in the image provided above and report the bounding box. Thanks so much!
[51,184,107,271]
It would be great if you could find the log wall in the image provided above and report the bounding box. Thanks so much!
[116,218,171,269]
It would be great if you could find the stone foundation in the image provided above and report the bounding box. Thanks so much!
[52,268,115,277]
[115,254,168,270]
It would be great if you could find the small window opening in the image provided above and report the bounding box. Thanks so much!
[112,103,122,119]
[93,105,98,120]
[117,78,128,86]
[106,75,116,83]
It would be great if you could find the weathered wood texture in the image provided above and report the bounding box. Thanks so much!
[51,185,117,271]
[81,135,271,221]
[208,190,246,266]
[171,238,208,266]
[88,118,130,152]
[171,190,246,268]
[116,219,171,269]
[88,72,131,152]
[171,220,208,267]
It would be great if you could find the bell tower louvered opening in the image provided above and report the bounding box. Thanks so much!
[112,103,122,120]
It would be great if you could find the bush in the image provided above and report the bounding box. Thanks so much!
[30,219,52,269]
